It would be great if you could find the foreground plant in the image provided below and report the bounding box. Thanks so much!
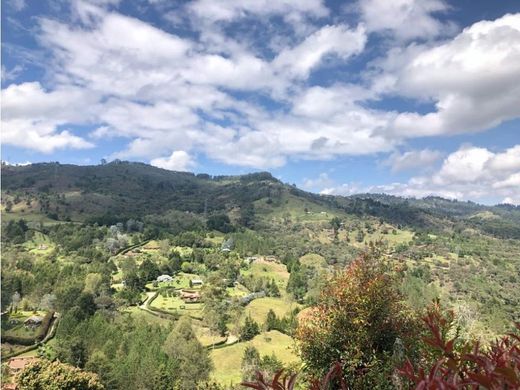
[398,303,520,389]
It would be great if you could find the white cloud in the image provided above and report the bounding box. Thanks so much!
[273,24,367,79]
[3,0,519,187]
[302,173,334,190]
[1,82,96,152]
[321,145,520,204]
[502,196,520,206]
[388,13,520,137]
[186,0,328,24]
[1,64,23,82]
[150,150,196,171]
[383,148,442,172]
[8,0,26,11]
[358,0,454,40]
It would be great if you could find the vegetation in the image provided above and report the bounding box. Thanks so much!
[17,360,104,390]
[1,162,519,389]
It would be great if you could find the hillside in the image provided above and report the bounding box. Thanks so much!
[2,161,520,388]
[2,161,520,239]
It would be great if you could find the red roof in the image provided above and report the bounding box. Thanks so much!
[8,357,38,371]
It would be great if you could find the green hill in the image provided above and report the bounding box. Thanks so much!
[2,161,519,239]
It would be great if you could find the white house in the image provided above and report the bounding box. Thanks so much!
[157,274,173,283]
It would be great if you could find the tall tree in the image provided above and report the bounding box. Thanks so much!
[163,316,213,389]
[296,249,417,387]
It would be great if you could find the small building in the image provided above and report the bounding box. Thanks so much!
[24,315,43,328]
[157,275,173,283]
[190,279,203,287]
[8,357,39,374]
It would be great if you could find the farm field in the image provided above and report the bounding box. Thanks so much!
[210,330,300,385]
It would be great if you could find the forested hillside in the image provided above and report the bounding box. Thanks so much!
[2,161,519,389]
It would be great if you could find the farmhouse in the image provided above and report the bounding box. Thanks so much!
[180,291,201,303]
[24,315,43,328]
[157,274,173,283]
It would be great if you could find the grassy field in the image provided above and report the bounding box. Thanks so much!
[150,293,204,317]
[299,253,328,268]
[242,259,289,287]
[122,307,173,327]
[1,311,46,338]
[227,284,249,298]
[193,323,227,347]
[210,330,300,385]
[244,297,299,324]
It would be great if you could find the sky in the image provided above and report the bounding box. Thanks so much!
[1,0,520,205]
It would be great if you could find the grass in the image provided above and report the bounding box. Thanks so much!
[242,259,289,285]
[122,307,173,327]
[193,324,227,347]
[227,284,249,298]
[299,253,327,268]
[210,330,300,385]
[2,311,46,338]
[244,297,300,324]
[150,293,204,317]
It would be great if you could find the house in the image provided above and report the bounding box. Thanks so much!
[180,291,201,303]
[157,274,173,283]
[190,279,203,287]
[8,357,39,374]
[24,315,43,328]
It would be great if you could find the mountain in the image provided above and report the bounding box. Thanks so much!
[2,161,519,239]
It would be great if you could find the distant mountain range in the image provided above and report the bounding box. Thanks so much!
[2,161,520,238]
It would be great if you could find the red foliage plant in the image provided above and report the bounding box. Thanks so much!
[398,302,520,389]
[241,302,520,389]
[241,362,347,390]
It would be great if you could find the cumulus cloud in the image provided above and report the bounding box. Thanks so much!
[186,0,328,24]
[150,150,196,171]
[2,0,520,189]
[1,82,96,152]
[388,13,520,138]
[383,149,442,172]
[302,173,335,190]
[322,145,520,204]
[358,0,454,40]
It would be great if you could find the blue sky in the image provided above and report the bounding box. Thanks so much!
[2,0,520,205]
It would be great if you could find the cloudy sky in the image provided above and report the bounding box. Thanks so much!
[2,0,520,205]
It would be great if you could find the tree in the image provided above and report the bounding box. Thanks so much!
[40,293,57,311]
[163,316,213,389]
[138,258,160,283]
[264,309,278,331]
[295,250,417,387]
[330,217,342,240]
[266,278,280,297]
[242,346,261,382]
[83,273,103,295]
[11,291,21,310]
[286,262,307,302]
[17,360,104,390]
[240,315,260,341]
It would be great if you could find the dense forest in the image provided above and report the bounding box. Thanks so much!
[1,161,519,389]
